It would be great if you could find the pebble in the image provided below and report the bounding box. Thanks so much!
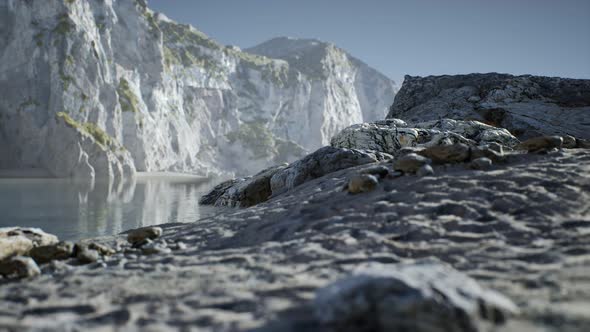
[348,175,379,194]
[418,143,470,164]
[393,153,431,173]
[470,157,493,170]
[127,227,163,246]
[29,241,74,264]
[517,136,563,152]
[416,164,434,176]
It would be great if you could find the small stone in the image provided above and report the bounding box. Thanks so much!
[576,138,590,149]
[470,157,493,170]
[76,248,100,264]
[175,242,187,250]
[127,227,163,246]
[393,153,431,174]
[416,164,434,176]
[471,146,504,163]
[467,95,481,103]
[486,142,504,153]
[29,241,74,264]
[0,256,41,279]
[562,135,577,149]
[517,136,563,152]
[347,175,379,194]
[141,241,171,255]
[418,143,471,164]
[360,165,389,179]
[88,242,116,256]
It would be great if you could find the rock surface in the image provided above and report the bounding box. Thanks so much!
[387,73,590,139]
[0,0,396,179]
[0,149,589,330]
[331,119,519,156]
[314,261,518,331]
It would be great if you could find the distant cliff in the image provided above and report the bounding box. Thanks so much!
[388,73,590,139]
[0,0,397,183]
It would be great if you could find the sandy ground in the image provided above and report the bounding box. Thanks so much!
[0,149,589,331]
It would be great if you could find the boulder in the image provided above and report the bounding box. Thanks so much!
[210,164,288,208]
[0,227,59,261]
[29,241,75,264]
[270,146,392,196]
[348,175,379,194]
[0,256,41,279]
[314,261,518,332]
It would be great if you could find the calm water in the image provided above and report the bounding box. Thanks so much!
[0,175,225,241]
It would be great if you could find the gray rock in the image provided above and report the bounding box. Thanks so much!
[517,136,563,152]
[127,227,163,246]
[470,146,505,163]
[314,261,518,332]
[198,179,240,205]
[562,135,577,149]
[76,248,100,264]
[470,157,493,170]
[141,241,172,255]
[360,165,390,179]
[331,119,519,157]
[418,143,471,164]
[0,256,41,279]
[416,164,435,176]
[393,153,431,174]
[270,146,392,196]
[347,175,379,194]
[387,73,590,140]
[210,164,288,208]
[29,241,75,264]
[577,138,590,149]
[0,227,59,261]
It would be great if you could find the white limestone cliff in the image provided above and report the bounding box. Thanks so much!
[0,0,397,181]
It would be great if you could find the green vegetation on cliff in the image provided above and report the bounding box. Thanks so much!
[56,112,114,149]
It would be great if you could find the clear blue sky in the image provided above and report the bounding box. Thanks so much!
[149,0,590,84]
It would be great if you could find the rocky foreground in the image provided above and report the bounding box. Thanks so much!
[1,115,590,331]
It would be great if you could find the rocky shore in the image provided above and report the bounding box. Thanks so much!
[2,113,590,330]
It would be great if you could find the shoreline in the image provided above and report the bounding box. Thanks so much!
[0,169,211,184]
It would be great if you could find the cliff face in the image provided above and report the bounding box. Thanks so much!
[0,0,397,181]
[387,73,590,139]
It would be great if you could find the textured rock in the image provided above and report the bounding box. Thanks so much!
[387,73,590,139]
[517,136,563,152]
[393,153,431,174]
[210,164,288,208]
[270,146,392,196]
[562,135,577,149]
[418,143,471,164]
[0,227,59,260]
[0,1,396,178]
[29,241,75,265]
[331,119,519,157]
[416,164,434,176]
[0,256,41,279]
[76,248,100,264]
[314,261,518,331]
[127,227,163,246]
[470,157,493,170]
[347,174,379,194]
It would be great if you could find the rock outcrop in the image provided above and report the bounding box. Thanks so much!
[331,118,519,156]
[387,73,590,139]
[0,0,397,180]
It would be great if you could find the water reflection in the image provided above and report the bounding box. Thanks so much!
[0,175,224,241]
